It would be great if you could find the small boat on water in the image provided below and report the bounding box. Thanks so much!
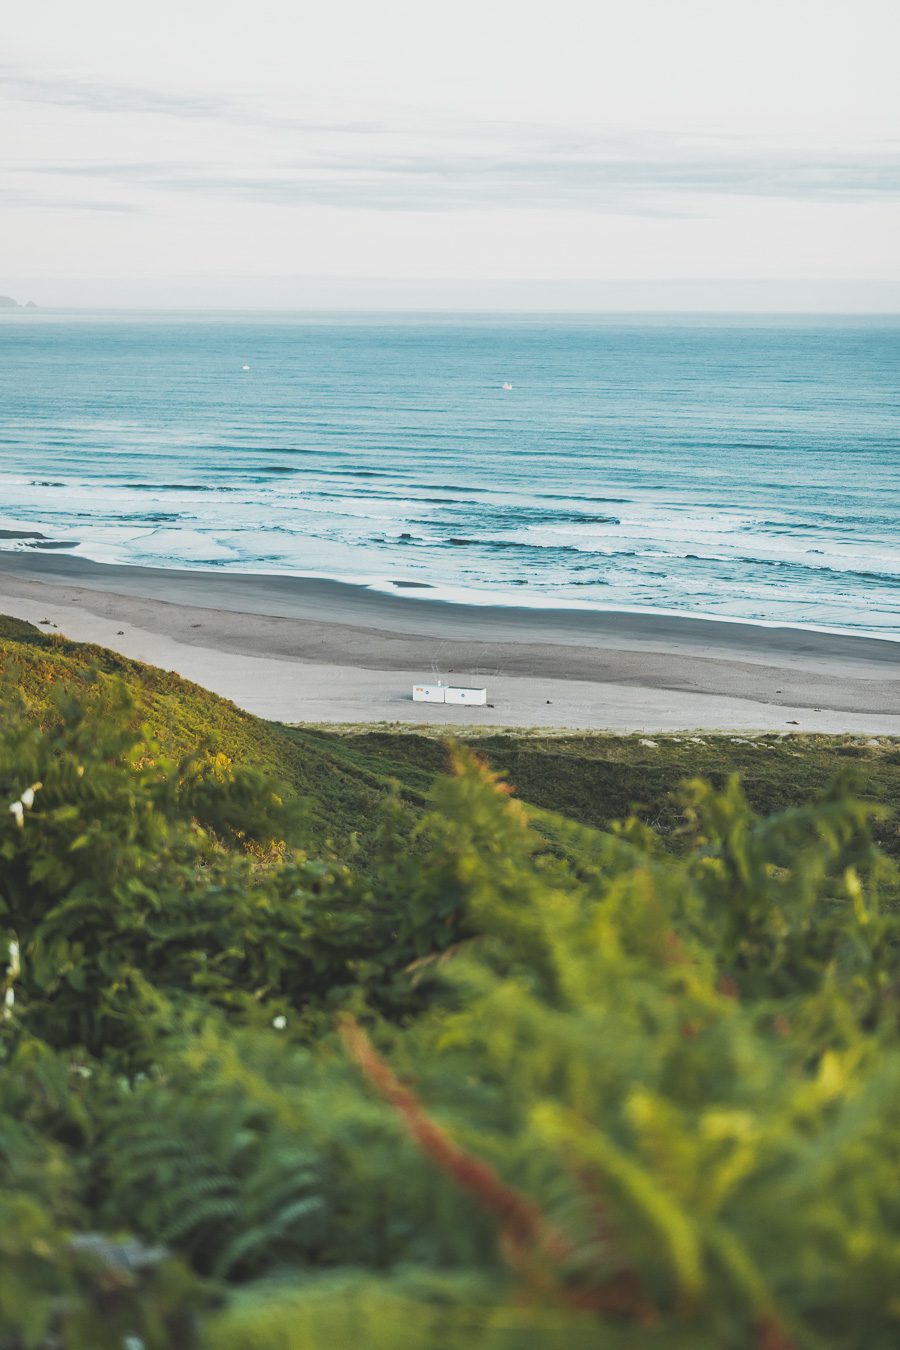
[501,381,513,391]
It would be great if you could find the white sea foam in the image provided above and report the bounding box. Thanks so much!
[0,314,897,636]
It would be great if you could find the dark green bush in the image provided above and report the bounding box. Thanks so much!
[1,668,899,1347]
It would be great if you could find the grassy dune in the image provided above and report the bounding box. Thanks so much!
[3,611,897,859]
[3,611,900,1347]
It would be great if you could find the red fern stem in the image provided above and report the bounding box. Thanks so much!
[340,1015,567,1262]
[340,1015,660,1324]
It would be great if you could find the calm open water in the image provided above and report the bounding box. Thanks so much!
[0,312,897,636]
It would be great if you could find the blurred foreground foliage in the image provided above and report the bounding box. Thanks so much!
[1,642,900,1347]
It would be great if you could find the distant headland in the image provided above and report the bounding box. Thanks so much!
[0,295,37,309]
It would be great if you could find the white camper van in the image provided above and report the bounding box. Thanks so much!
[412,683,446,704]
[444,686,487,706]
[412,682,488,706]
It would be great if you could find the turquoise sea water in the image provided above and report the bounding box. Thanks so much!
[0,312,897,636]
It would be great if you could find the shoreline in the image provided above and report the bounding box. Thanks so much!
[6,548,897,647]
[1,551,898,733]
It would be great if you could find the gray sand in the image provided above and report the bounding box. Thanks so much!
[1,552,898,733]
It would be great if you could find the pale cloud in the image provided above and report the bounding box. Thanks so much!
[0,66,383,134]
[2,0,899,306]
[22,142,900,213]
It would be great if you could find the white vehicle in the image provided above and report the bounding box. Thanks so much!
[444,686,487,705]
[412,683,446,703]
[412,682,487,706]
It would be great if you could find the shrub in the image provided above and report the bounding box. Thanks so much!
[0,673,898,1347]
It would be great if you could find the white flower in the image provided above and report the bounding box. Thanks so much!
[7,941,19,978]
[4,987,14,1009]
[272,1015,287,1030]
[9,802,23,828]
[20,782,41,808]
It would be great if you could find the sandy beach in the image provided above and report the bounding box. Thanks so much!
[0,551,898,733]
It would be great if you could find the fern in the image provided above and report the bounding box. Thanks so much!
[1,665,899,1346]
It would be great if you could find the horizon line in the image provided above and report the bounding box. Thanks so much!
[3,303,900,317]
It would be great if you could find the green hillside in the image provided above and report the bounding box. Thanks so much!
[2,613,900,1348]
[2,612,897,859]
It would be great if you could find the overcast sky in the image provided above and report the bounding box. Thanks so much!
[3,0,899,308]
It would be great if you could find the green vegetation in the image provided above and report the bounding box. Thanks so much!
[3,613,897,861]
[1,615,899,1348]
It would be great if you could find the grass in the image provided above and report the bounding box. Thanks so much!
[2,611,897,858]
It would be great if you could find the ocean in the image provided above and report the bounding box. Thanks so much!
[0,311,897,637]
